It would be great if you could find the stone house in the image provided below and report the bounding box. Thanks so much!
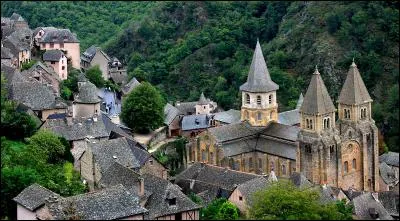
[35,184,148,220]
[81,45,110,80]
[13,183,60,220]
[32,27,57,47]
[164,103,182,137]
[379,162,399,192]
[79,137,167,190]
[174,162,260,206]
[21,61,61,96]
[181,114,213,138]
[3,30,32,67]
[73,80,101,119]
[42,50,68,80]
[8,80,68,121]
[39,28,80,69]
[108,57,128,85]
[1,46,16,67]
[99,162,201,220]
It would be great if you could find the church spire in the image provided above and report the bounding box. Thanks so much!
[296,93,304,109]
[338,61,372,105]
[300,67,335,114]
[198,92,208,105]
[239,39,279,93]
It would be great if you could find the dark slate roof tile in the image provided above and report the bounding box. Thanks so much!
[164,103,180,126]
[380,162,398,185]
[175,101,197,115]
[39,29,79,43]
[338,62,372,105]
[278,109,300,126]
[379,152,399,167]
[75,81,101,104]
[237,177,268,203]
[261,122,300,142]
[378,191,399,217]
[213,109,241,124]
[181,114,211,131]
[43,50,64,61]
[208,121,262,143]
[352,192,393,220]
[13,183,60,211]
[122,77,141,95]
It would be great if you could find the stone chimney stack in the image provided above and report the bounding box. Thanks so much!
[139,177,144,197]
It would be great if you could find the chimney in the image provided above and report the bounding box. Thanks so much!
[139,177,144,197]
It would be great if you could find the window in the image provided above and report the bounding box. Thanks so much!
[330,145,334,153]
[62,66,65,70]
[348,131,352,138]
[344,161,348,173]
[62,59,64,64]
[239,196,243,201]
[60,43,64,48]
[306,119,313,130]
[258,158,262,169]
[50,43,54,48]
[360,108,367,119]
[120,72,122,75]
[257,112,262,121]
[309,119,313,129]
[168,198,176,206]
[282,165,286,175]
[246,94,250,104]
[269,94,273,104]
[323,117,331,129]
[51,61,55,64]
[201,150,206,161]
[257,95,261,105]
[249,157,253,169]
[352,159,356,170]
[305,144,312,153]
[39,32,42,36]
[203,106,206,109]
[210,152,214,163]
[270,162,274,171]
[344,108,350,119]
[149,160,153,165]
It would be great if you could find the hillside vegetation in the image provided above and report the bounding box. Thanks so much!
[1,1,398,151]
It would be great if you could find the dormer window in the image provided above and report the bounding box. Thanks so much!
[168,198,176,206]
[246,94,250,104]
[257,95,261,105]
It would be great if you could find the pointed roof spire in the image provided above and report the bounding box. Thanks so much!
[300,67,335,114]
[239,40,279,93]
[296,93,304,109]
[338,61,372,105]
[198,92,208,105]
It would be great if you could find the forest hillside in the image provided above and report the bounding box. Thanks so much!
[1,1,398,151]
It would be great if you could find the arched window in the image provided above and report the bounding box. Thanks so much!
[269,94,273,104]
[327,118,330,128]
[246,94,250,104]
[352,158,356,170]
[258,158,262,169]
[309,119,313,129]
[257,112,262,121]
[344,109,351,119]
[229,158,234,169]
[249,157,253,169]
[323,119,326,129]
[348,131,352,138]
[257,95,261,105]
[210,152,214,163]
[330,145,334,153]
[242,158,246,171]
[282,165,286,175]
[201,150,206,162]
[344,161,348,173]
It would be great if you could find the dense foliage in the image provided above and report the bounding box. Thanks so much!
[120,82,165,133]
[248,180,353,220]
[153,137,187,176]
[85,65,105,88]
[1,1,156,51]
[201,198,240,220]
[1,1,398,150]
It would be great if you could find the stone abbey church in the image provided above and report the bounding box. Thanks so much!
[188,40,379,192]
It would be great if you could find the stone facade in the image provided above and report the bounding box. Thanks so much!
[240,91,278,126]
[40,42,80,69]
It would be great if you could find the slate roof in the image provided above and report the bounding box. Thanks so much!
[198,92,208,105]
[90,137,144,172]
[39,28,79,43]
[181,114,211,131]
[213,109,241,124]
[43,184,147,220]
[289,172,313,188]
[101,113,135,140]
[261,122,300,142]
[1,64,26,87]
[32,27,58,38]
[175,101,197,115]
[378,191,399,217]
[13,183,60,211]
[164,103,180,126]
[43,49,64,61]
[47,113,67,120]
[142,173,201,219]
[338,62,372,105]
[81,45,110,63]
[75,81,101,104]
[342,188,363,201]
[208,121,262,143]
[351,192,393,220]
[380,162,398,185]
[1,46,13,59]
[175,162,260,192]
[278,109,300,126]
[43,117,110,141]
[239,40,279,93]
[300,67,336,114]
[379,152,399,167]
[236,176,268,203]
[3,36,28,57]
[122,77,141,95]
[9,81,67,110]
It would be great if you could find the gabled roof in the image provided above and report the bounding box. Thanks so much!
[164,103,180,126]
[378,191,399,217]
[43,49,64,61]
[380,162,398,185]
[33,26,58,37]
[122,77,141,95]
[142,173,201,219]
[181,114,211,131]
[239,40,279,93]
[213,109,241,124]
[352,192,393,220]
[81,45,110,63]
[175,101,197,115]
[261,122,300,142]
[13,183,60,211]
[41,184,147,220]
[236,176,268,202]
[101,113,135,140]
[39,28,79,43]
[300,67,335,114]
[338,61,372,105]
[289,172,313,189]
[379,151,399,167]
[10,13,24,21]
[208,121,262,143]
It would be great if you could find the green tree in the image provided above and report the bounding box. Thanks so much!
[201,198,239,220]
[248,180,353,220]
[216,201,240,220]
[27,130,68,164]
[20,60,37,71]
[120,82,165,133]
[85,65,105,88]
